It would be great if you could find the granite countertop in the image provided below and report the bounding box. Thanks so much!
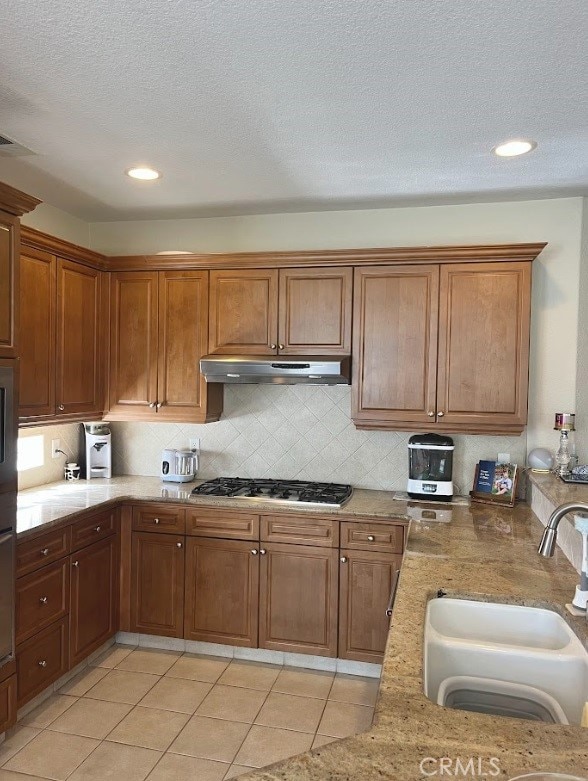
[16,476,413,538]
[16,476,588,778]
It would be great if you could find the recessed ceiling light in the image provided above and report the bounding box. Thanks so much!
[126,166,161,180]
[493,139,537,158]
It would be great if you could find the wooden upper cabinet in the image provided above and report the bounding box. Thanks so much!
[108,272,159,415]
[157,270,222,421]
[56,260,102,416]
[209,269,278,354]
[0,211,18,358]
[278,268,352,354]
[19,248,56,418]
[436,262,531,430]
[107,270,222,422]
[352,265,439,428]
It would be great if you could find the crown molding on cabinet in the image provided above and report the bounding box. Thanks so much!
[19,225,547,272]
[0,182,41,217]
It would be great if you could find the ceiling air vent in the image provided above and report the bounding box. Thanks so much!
[0,134,35,156]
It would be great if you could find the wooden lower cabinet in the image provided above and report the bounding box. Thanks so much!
[0,674,17,732]
[17,617,69,707]
[70,535,118,667]
[184,538,259,647]
[339,549,402,663]
[130,532,185,637]
[259,543,339,657]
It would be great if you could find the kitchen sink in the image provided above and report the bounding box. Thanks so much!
[424,598,588,725]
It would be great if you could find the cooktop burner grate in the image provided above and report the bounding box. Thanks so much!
[191,478,353,507]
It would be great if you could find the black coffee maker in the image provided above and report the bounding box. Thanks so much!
[407,433,454,500]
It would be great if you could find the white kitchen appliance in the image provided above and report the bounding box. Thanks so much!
[407,433,454,500]
[82,421,112,479]
[161,449,198,483]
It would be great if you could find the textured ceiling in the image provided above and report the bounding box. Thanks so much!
[0,0,586,220]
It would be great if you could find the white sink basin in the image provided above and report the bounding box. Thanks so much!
[424,598,588,725]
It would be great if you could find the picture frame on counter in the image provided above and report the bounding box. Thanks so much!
[470,460,519,508]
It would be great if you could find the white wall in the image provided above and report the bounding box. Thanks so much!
[91,197,585,462]
[21,202,90,247]
[576,199,588,463]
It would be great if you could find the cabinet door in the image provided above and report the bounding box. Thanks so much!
[259,543,338,657]
[157,270,222,422]
[185,537,259,647]
[352,265,439,427]
[0,211,18,358]
[209,269,278,354]
[0,674,16,733]
[19,247,56,418]
[56,259,102,416]
[131,532,184,638]
[70,535,118,667]
[437,262,531,430]
[278,268,352,354]
[108,272,159,417]
[339,550,401,663]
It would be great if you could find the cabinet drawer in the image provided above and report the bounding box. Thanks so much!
[261,515,339,547]
[340,521,405,553]
[186,508,259,540]
[16,526,71,577]
[16,559,69,645]
[132,504,185,534]
[0,674,17,733]
[71,508,117,551]
[17,617,69,706]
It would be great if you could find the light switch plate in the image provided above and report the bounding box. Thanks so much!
[51,439,61,459]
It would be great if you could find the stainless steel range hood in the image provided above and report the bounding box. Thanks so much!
[200,355,351,385]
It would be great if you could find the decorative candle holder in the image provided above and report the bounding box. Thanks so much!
[553,413,575,477]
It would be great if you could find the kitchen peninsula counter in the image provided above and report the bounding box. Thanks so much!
[16,477,588,778]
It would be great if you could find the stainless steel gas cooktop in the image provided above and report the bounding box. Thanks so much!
[191,478,353,508]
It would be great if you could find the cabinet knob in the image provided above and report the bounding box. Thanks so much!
[39,596,48,605]
[427,411,435,417]
[259,548,267,555]
[72,560,79,567]
[437,411,444,417]
[278,344,284,350]
[148,402,156,409]
[153,518,160,525]
[367,535,375,542]
[251,549,259,555]
[41,548,49,557]
[95,526,101,533]
[58,404,65,411]
[176,542,182,548]
[156,402,163,409]
[340,556,348,563]
[270,344,277,350]
[38,660,47,668]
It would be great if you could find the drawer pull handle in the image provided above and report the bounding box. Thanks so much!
[340,556,348,563]
[39,596,48,605]
[41,548,49,556]
[259,548,266,555]
[176,542,182,548]
[38,660,47,668]
[95,526,101,532]
[386,569,401,617]
[72,560,79,568]
[153,518,160,524]
[367,535,375,541]
[251,549,258,555]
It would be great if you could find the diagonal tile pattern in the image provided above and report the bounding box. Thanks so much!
[2,646,378,781]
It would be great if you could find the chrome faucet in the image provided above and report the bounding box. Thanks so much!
[538,501,588,556]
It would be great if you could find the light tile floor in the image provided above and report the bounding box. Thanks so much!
[0,645,378,781]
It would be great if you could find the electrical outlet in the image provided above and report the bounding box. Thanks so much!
[51,439,61,459]
[189,438,200,454]
[498,452,510,464]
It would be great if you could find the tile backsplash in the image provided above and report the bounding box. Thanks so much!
[110,385,527,494]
